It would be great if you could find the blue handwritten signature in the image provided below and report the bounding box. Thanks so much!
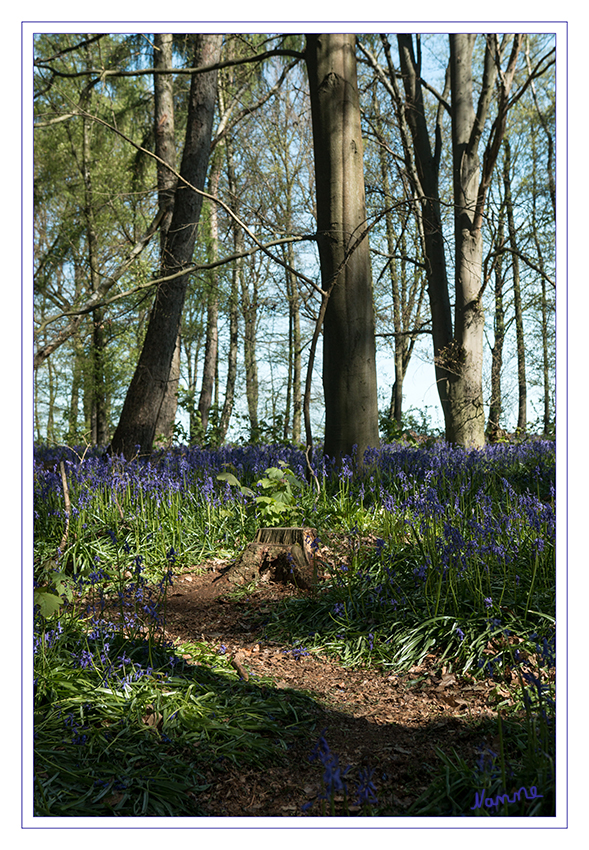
[471,786,543,811]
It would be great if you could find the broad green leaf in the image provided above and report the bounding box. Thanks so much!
[34,590,63,618]
[216,472,241,487]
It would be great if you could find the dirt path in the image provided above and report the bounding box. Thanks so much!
[162,561,501,817]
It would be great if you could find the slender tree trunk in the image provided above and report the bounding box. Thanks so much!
[282,240,302,443]
[393,34,519,447]
[541,277,551,435]
[487,212,506,441]
[530,131,553,436]
[46,356,57,444]
[393,35,454,434]
[370,79,429,431]
[110,34,222,458]
[305,33,380,464]
[241,264,259,442]
[218,140,241,443]
[218,247,239,442]
[378,128,404,424]
[197,156,221,436]
[291,281,302,444]
[154,33,177,251]
[81,111,109,446]
[503,140,527,436]
[67,333,84,443]
[185,333,204,443]
[153,33,180,445]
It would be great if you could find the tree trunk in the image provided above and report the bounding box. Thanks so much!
[503,140,527,436]
[110,34,222,458]
[487,213,506,441]
[283,240,302,443]
[218,141,241,443]
[379,129,404,425]
[394,35,454,432]
[46,356,57,444]
[153,33,180,445]
[154,334,181,445]
[241,263,259,442]
[81,111,109,446]
[393,34,521,447]
[444,34,492,447]
[197,157,222,436]
[305,33,380,464]
[67,333,84,443]
[218,244,240,443]
[370,71,428,432]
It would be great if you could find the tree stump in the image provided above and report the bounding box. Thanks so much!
[223,527,319,590]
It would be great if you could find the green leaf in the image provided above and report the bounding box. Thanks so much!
[34,590,64,618]
[216,472,241,488]
[264,467,285,481]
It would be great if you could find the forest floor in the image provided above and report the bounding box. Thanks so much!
[162,552,505,818]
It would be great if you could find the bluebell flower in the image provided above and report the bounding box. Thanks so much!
[355,766,378,807]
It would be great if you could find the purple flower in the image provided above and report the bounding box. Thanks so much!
[355,766,378,807]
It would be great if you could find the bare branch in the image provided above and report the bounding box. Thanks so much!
[34,207,166,368]
[213,58,302,150]
[34,46,304,82]
[64,100,325,297]
[54,234,316,319]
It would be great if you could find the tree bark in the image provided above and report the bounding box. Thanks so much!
[530,133,553,436]
[218,139,241,444]
[305,33,380,464]
[67,332,84,443]
[503,139,527,436]
[443,33,493,448]
[81,109,109,446]
[241,262,260,442]
[197,156,222,436]
[394,35,454,430]
[487,212,506,441]
[110,34,223,458]
[391,34,522,448]
[153,33,180,445]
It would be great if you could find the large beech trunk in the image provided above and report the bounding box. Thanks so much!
[110,35,222,458]
[305,34,379,465]
[443,34,488,447]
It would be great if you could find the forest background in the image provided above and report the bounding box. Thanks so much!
[30,28,558,455]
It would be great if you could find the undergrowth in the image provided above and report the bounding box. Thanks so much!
[32,438,556,817]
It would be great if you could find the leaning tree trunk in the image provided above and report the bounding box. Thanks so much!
[110,34,223,458]
[305,33,379,465]
[393,35,454,437]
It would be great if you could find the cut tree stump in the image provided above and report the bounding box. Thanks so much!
[223,527,319,590]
